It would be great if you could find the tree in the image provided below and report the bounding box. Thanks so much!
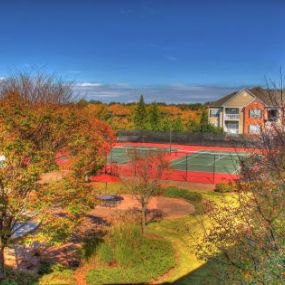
[134,95,148,129]
[123,150,168,234]
[149,103,161,130]
[195,85,285,283]
[186,120,199,132]
[0,73,114,279]
[173,116,183,131]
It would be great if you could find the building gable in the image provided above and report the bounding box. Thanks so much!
[222,89,255,108]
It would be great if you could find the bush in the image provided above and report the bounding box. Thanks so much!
[163,186,202,202]
[0,269,37,285]
[38,269,76,285]
[38,260,52,275]
[86,224,175,284]
[214,183,236,193]
[1,280,18,285]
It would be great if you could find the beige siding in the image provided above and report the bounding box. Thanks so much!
[239,110,244,134]
[209,116,219,126]
[208,108,222,128]
[219,109,223,127]
[223,90,254,107]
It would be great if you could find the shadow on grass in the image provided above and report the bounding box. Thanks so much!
[162,258,227,285]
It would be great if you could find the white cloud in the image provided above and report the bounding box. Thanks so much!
[73,82,240,104]
[75,82,103,87]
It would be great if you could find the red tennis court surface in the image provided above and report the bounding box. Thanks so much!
[105,142,257,184]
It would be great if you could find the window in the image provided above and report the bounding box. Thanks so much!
[249,109,261,118]
[267,109,278,122]
[225,108,239,114]
[210,108,219,117]
[249,124,260,134]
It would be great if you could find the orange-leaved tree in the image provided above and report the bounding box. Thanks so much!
[123,149,168,234]
[0,73,115,279]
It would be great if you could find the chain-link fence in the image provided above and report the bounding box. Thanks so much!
[105,146,245,184]
[117,130,256,148]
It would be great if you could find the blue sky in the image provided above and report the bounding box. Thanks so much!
[0,0,284,103]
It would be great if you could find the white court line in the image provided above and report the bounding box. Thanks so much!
[206,154,224,166]
[170,152,206,167]
[232,167,241,175]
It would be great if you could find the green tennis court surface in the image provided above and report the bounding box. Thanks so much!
[108,146,249,174]
[108,146,174,165]
[170,150,249,174]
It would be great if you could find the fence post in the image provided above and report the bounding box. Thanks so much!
[213,154,216,184]
[110,149,113,174]
[169,128,172,153]
[186,153,188,181]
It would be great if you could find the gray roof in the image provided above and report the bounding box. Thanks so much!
[209,87,285,108]
[209,91,237,107]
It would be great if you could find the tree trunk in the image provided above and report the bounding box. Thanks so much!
[141,200,146,235]
[0,246,5,280]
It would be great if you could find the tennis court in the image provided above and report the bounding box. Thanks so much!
[107,144,250,180]
[107,145,175,165]
[170,150,248,174]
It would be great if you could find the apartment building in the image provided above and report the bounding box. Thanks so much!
[208,87,284,134]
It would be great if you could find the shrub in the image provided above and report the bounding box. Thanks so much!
[214,183,236,193]
[38,269,76,285]
[0,269,37,285]
[86,224,175,284]
[38,260,52,275]
[1,280,18,285]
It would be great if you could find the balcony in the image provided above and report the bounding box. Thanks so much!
[224,114,240,120]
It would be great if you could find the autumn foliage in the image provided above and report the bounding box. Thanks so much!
[0,74,115,279]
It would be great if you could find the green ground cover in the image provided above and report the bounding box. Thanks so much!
[85,224,175,284]
[147,190,235,284]
[36,185,236,285]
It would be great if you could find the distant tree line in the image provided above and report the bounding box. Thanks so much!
[87,98,206,110]
[81,95,222,133]
[133,95,222,133]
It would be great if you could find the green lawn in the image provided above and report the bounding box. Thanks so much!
[37,186,236,285]
[147,190,236,284]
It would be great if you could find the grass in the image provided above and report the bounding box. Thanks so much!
[90,181,128,195]
[147,216,208,284]
[163,186,204,214]
[37,183,235,284]
[85,224,176,284]
[37,269,76,285]
[147,190,236,284]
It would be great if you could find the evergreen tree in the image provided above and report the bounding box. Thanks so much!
[134,95,148,129]
[149,103,161,130]
[173,116,183,131]
[200,110,208,125]
[186,120,199,132]
[161,117,172,131]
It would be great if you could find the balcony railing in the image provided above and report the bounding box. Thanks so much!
[224,114,240,120]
